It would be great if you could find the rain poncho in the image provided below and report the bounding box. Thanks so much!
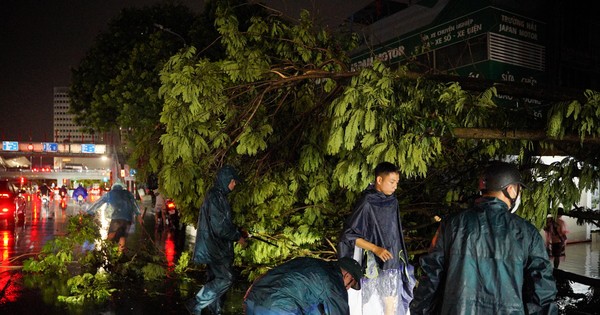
[72,185,88,200]
[87,185,140,222]
[244,257,349,315]
[338,185,409,269]
[410,197,558,315]
[192,166,242,265]
[338,185,414,314]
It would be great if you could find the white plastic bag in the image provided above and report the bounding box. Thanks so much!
[360,251,415,315]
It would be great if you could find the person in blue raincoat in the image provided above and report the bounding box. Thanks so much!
[72,183,88,202]
[410,161,558,314]
[244,257,363,315]
[86,182,141,252]
[187,165,248,315]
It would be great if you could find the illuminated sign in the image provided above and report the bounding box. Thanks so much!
[43,142,59,152]
[2,141,18,151]
[81,144,96,153]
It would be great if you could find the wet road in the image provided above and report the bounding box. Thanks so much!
[0,194,246,315]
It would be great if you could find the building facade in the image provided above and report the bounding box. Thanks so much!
[53,87,103,144]
[348,0,599,91]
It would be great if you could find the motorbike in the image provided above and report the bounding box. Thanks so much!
[165,199,180,230]
[59,190,68,211]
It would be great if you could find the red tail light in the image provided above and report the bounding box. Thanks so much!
[166,201,176,209]
[0,193,9,198]
[1,208,9,213]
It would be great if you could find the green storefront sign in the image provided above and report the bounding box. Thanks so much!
[351,6,546,79]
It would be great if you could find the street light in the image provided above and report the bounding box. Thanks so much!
[28,143,34,170]
[153,23,186,46]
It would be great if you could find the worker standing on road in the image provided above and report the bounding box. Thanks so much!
[186,165,248,315]
[87,182,142,252]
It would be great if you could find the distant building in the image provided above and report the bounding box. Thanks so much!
[53,87,103,143]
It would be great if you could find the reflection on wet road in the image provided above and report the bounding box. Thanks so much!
[0,195,196,313]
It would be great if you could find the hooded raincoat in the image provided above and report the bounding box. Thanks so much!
[244,257,349,315]
[192,166,242,265]
[410,197,558,315]
[338,185,409,270]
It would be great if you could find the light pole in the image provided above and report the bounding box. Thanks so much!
[28,143,34,169]
[153,23,187,46]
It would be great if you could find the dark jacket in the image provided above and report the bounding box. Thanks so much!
[244,257,349,315]
[338,185,409,270]
[410,197,558,315]
[192,166,241,264]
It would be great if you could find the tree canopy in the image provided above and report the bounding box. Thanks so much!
[72,1,600,277]
[156,3,600,274]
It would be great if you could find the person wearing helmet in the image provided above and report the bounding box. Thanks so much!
[411,161,558,314]
[86,182,141,252]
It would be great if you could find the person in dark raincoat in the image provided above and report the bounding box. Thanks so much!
[338,161,413,314]
[243,257,363,315]
[187,165,247,315]
[410,161,558,314]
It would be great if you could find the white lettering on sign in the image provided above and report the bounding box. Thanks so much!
[498,14,539,41]
[351,45,406,71]
[521,76,538,86]
[420,18,481,49]
[501,71,515,82]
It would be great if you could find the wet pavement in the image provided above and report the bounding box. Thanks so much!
[0,194,246,315]
[1,194,598,314]
[558,241,600,294]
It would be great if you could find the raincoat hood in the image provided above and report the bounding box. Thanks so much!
[215,165,241,194]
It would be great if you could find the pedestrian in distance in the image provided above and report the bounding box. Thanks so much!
[186,165,248,315]
[410,161,558,314]
[153,187,168,229]
[39,182,50,197]
[544,210,569,269]
[338,161,414,315]
[243,256,363,315]
[72,183,88,203]
[86,182,142,252]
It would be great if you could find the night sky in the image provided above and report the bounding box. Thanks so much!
[0,0,360,142]
[0,0,204,142]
